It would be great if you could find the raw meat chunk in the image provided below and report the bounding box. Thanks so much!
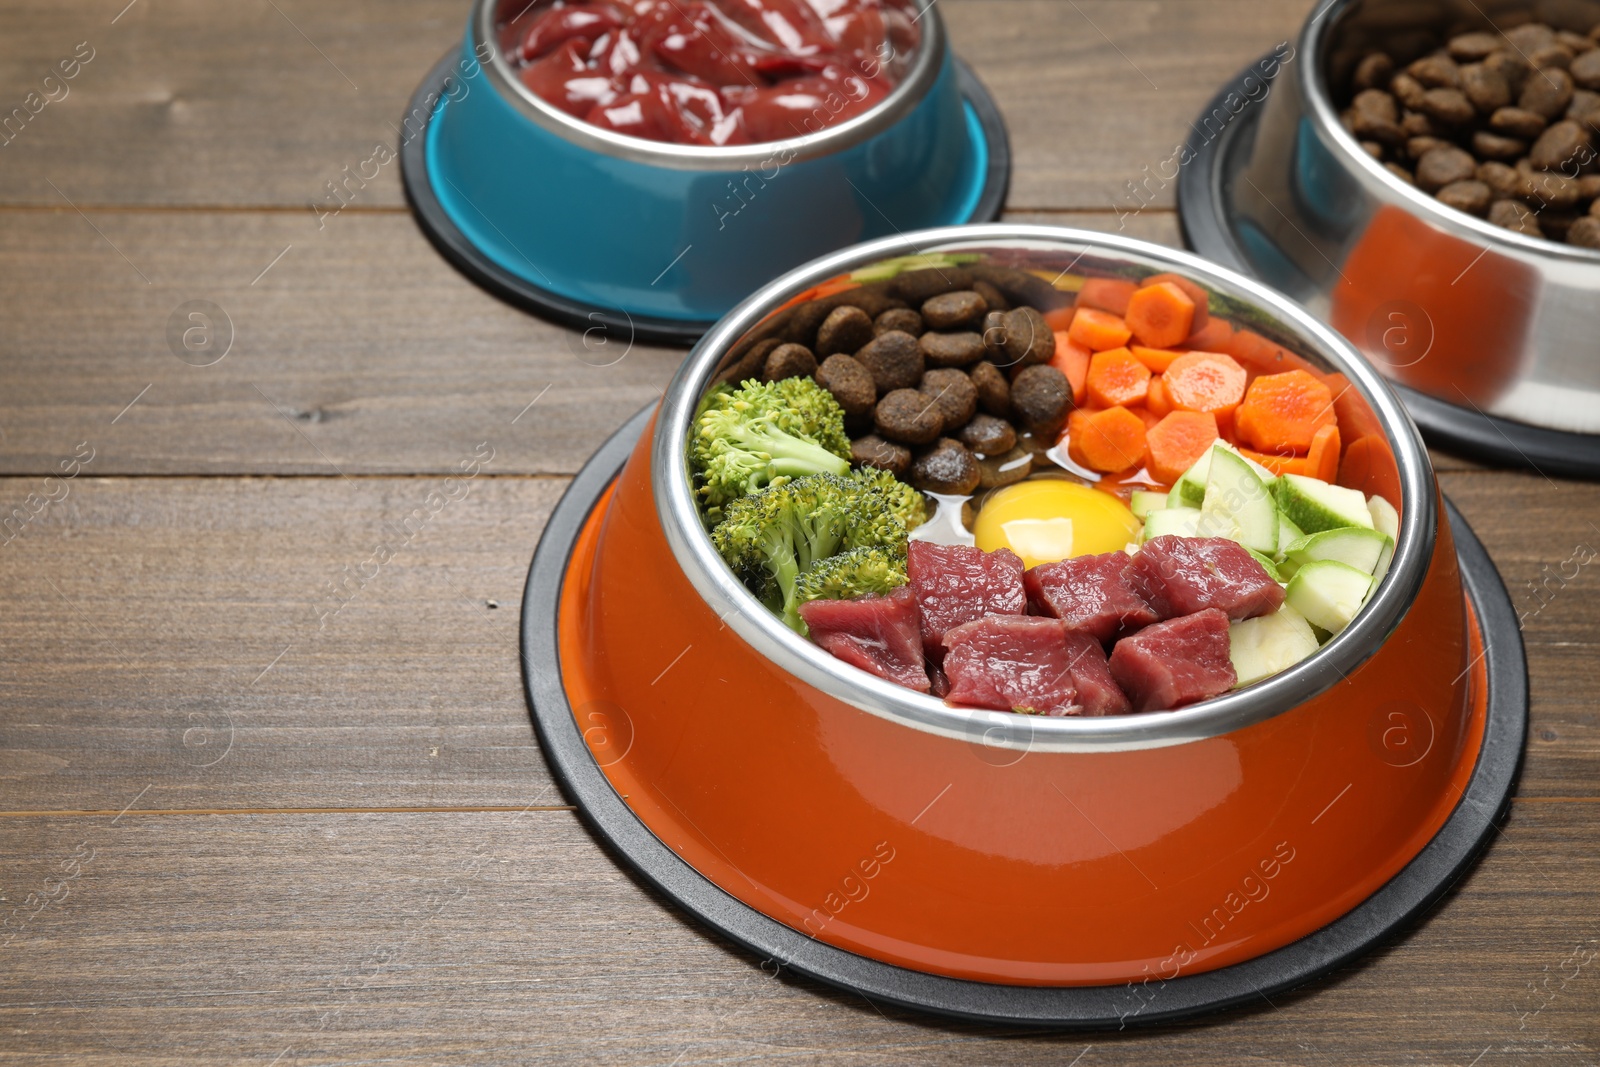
[1108,608,1237,712]
[941,614,1078,713]
[1130,535,1285,621]
[799,585,929,692]
[1025,552,1159,642]
[1063,631,1132,716]
[908,541,1026,658]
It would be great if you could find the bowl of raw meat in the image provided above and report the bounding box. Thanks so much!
[554,224,1492,986]
[417,0,993,333]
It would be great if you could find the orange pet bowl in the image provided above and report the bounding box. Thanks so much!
[520,226,1526,1026]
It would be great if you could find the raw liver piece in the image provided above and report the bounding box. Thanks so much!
[1108,608,1237,712]
[1130,535,1285,621]
[941,614,1078,713]
[1025,552,1159,643]
[799,585,930,692]
[1063,631,1131,716]
[908,541,1027,658]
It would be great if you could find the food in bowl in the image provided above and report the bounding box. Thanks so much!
[1333,17,1600,247]
[496,0,920,144]
[689,257,1399,716]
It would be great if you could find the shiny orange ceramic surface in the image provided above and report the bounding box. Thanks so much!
[557,419,1484,986]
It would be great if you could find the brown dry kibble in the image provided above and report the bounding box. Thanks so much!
[920,290,988,330]
[1491,105,1549,138]
[1573,49,1600,89]
[814,354,877,417]
[874,388,944,445]
[909,438,981,496]
[918,368,979,429]
[1529,44,1575,71]
[1409,53,1462,88]
[1352,87,1399,121]
[1401,109,1435,136]
[1009,365,1073,438]
[1352,111,1406,144]
[1484,50,1531,95]
[1505,23,1557,54]
[1419,87,1476,124]
[1529,119,1595,169]
[1540,210,1582,240]
[957,413,1017,457]
[1569,216,1600,247]
[1448,32,1501,61]
[1354,52,1396,90]
[1580,174,1600,199]
[726,338,781,384]
[762,342,817,382]
[975,445,1033,491]
[999,306,1056,369]
[873,307,922,337]
[1436,179,1494,215]
[1472,130,1528,159]
[1391,71,1428,109]
[969,361,1010,418]
[971,279,1009,313]
[1478,160,1524,197]
[1571,88,1600,119]
[1461,62,1513,112]
[814,306,874,359]
[1519,160,1582,208]
[1557,30,1594,54]
[1489,198,1544,234]
[1385,161,1417,184]
[1416,144,1479,191]
[850,434,911,476]
[856,330,925,394]
[1519,67,1575,120]
[1360,140,1385,159]
[920,330,986,368]
[890,266,972,304]
[1408,135,1450,159]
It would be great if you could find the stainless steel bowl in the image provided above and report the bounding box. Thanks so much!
[652,223,1436,752]
[1229,0,1600,435]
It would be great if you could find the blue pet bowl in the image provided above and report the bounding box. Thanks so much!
[400,0,1009,344]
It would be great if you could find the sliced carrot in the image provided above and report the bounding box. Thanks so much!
[1077,278,1137,316]
[1163,351,1248,417]
[1067,307,1134,352]
[1239,446,1313,478]
[1235,369,1336,453]
[1085,347,1152,409]
[1308,423,1342,484]
[1145,411,1219,485]
[1050,332,1092,406]
[1043,305,1077,332]
[1074,406,1148,474]
[1130,345,1185,374]
[1183,316,1233,352]
[1140,273,1211,334]
[1125,281,1196,349]
[1222,329,1319,377]
[1136,406,1162,431]
[1339,433,1401,506]
[1064,407,1100,469]
[1146,374,1172,417]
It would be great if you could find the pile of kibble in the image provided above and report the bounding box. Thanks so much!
[719,266,1074,496]
[1339,19,1600,247]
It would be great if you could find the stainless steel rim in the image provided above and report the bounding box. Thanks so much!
[1300,0,1600,264]
[473,0,946,172]
[652,224,1438,752]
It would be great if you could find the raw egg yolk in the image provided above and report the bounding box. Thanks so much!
[972,481,1141,568]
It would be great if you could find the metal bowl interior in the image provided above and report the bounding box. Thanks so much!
[475,0,946,170]
[1305,0,1600,264]
[653,224,1435,752]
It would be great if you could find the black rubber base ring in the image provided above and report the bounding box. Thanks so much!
[1176,53,1600,480]
[518,406,1528,1029]
[402,51,1012,348]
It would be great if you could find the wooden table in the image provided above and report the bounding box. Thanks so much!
[1,1,1596,1062]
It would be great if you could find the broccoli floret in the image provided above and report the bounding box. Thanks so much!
[690,378,852,524]
[794,546,907,605]
[710,472,912,632]
[847,467,927,532]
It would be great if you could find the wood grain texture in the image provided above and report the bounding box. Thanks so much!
[0,0,1314,212]
[0,473,1594,813]
[0,804,1594,1066]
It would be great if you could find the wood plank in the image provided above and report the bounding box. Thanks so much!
[0,207,1188,477]
[0,0,1314,211]
[0,802,1594,1064]
[1,472,1593,813]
